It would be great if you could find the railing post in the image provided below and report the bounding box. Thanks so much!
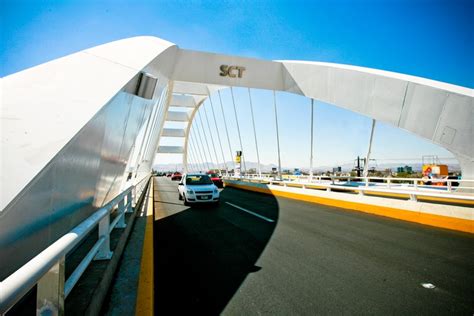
[133,186,138,204]
[37,256,65,316]
[387,178,391,189]
[126,191,133,213]
[116,199,126,229]
[94,213,113,260]
[447,180,452,193]
[414,179,418,190]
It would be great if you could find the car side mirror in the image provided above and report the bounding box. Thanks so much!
[178,183,183,185]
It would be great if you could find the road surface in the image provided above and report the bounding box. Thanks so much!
[153,177,473,315]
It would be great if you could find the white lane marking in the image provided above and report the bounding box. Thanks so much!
[421,283,436,289]
[225,202,275,223]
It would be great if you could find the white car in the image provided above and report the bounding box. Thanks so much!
[178,173,220,206]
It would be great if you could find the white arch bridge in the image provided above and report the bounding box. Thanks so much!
[1,36,473,314]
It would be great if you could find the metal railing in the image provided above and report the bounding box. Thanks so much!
[223,174,474,202]
[0,175,150,315]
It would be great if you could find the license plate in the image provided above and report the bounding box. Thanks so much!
[201,196,208,200]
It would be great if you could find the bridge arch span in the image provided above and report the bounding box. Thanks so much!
[169,48,473,180]
[1,36,472,279]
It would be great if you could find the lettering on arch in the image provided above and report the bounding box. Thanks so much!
[219,65,246,78]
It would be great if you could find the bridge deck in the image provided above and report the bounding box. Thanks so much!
[152,177,473,314]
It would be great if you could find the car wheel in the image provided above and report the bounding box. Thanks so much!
[183,194,189,206]
[178,193,183,200]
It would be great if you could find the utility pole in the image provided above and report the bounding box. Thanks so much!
[363,119,376,178]
[356,156,361,177]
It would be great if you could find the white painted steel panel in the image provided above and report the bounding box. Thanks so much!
[84,36,175,71]
[157,146,184,154]
[367,76,407,126]
[399,83,447,140]
[172,81,224,95]
[0,37,175,280]
[170,94,196,108]
[172,49,285,91]
[277,61,472,177]
[1,37,176,211]
[162,128,186,137]
[166,110,191,122]
[433,94,473,157]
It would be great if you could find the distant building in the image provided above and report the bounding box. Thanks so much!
[397,165,413,173]
[333,166,342,173]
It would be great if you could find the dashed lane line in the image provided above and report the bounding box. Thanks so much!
[225,202,275,223]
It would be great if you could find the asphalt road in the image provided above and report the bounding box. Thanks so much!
[153,177,474,315]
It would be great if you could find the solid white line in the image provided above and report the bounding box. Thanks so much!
[225,202,275,223]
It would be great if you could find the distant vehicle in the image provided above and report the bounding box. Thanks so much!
[171,172,182,181]
[166,173,172,177]
[447,175,459,187]
[207,172,223,188]
[178,173,220,206]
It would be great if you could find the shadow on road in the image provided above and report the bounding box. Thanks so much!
[154,187,279,315]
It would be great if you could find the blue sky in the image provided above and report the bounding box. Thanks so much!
[2,0,472,169]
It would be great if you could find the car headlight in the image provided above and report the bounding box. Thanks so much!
[186,189,194,195]
[213,188,218,194]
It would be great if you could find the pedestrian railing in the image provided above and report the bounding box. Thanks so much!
[223,175,474,203]
[0,175,150,315]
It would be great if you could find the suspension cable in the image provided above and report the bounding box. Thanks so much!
[230,87,246,173]
[273,91,282,180]
[209,94,228,174]
[135,99,159,169]
[218,90,234,170]
[186,140,194,172]
[134,77,165,168]
[197,110,215,169]
[193,139,206,172]
[194,115,211,170]
[193,134,207,172]
[192,127,209,171]
[203,101,222,171]
[186,135,196,172]
[363,119,376,178]
[188,140,200,172]
[190,135,205,172]
[248,88,261,177]
[143,86,169,162]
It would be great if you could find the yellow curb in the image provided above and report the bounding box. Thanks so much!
[225,182,473,234]
[136,179,154,316]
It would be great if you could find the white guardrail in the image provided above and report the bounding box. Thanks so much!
[223,174,474,202]
[0,176,150,315]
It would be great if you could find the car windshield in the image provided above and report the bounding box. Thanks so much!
[186,175,213,185]
[209,173,218,178]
